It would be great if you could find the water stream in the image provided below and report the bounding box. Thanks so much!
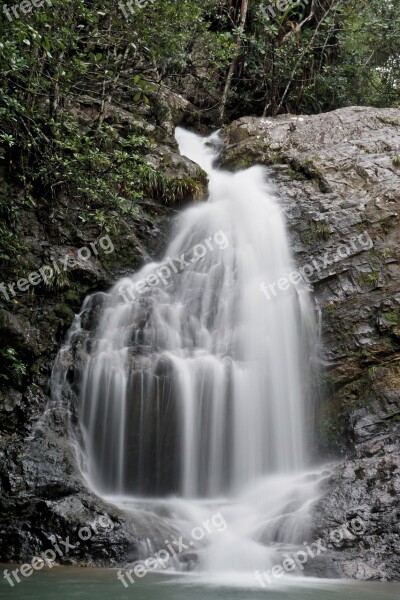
[51,128,324,587]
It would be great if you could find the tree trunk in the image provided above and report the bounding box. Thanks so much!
[219,0,249,123]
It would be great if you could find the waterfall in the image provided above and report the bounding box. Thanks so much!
[51,127,323,584]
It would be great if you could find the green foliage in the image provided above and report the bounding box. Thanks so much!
[1,0,398,147]
[379,215,395,233]
[384,311,399,324]
[42,269,71,291]
[315,222,331,240]
[357,270,380,289]
[213,0,400,119]
[0,1,227,235]
[35,117,158,209]
[323,303,338,318]
[146,173,205,204]
[337,0,400,108]
[0,347,27,387]
[0,186,28,278]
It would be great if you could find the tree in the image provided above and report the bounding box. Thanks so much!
[219,0,250,122]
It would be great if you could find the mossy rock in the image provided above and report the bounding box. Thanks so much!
[217,141,268,171]
[54,304,75,321]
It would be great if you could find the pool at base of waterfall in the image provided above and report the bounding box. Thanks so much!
[1,566,399,600]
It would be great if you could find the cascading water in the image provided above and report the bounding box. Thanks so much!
[51,127,325,585]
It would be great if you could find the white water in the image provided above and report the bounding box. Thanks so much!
[51,128,323,584]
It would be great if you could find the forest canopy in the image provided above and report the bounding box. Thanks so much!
[1,0,399,127]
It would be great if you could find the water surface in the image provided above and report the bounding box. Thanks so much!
[1,567,398,600]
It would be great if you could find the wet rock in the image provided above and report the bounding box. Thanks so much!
[0,310,41,357]
[220,106,400,581]
[0,95,206,567]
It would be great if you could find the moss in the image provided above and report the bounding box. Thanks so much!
[269,150,281,164]
[300,220,331,245]
[285,167,306,181]
[218,141,268,171]
[288,157,334,193]
[319,396,349,450]
[304,158,323,176]
[382,336,395,352]
[323,303,339,318]
[384,311,399,324]
[353,221,369,233]
[392,155,400,167]
[356,271,380,288]
[160,155,173,166]
[54,304,75,321]
[64,289,82,304]
[223,150,255,170]
[371,248,391,261]
[300,229,315,245]
[319,370,341,388]
[29,361,40,376]
[379,215,395,233]
[46,311,58,324]
[318,375,373,452]
[337,378,371,409]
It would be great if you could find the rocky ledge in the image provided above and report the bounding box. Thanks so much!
[220,106,400,580]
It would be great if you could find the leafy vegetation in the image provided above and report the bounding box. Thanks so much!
[1,0,398,150]
[213,0,400,119]
[0,347,27,387]
[0,0,398,280]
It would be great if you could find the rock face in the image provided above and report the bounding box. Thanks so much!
[0,97,206,565]
[1,105,399,577]
[220,106,400,580]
